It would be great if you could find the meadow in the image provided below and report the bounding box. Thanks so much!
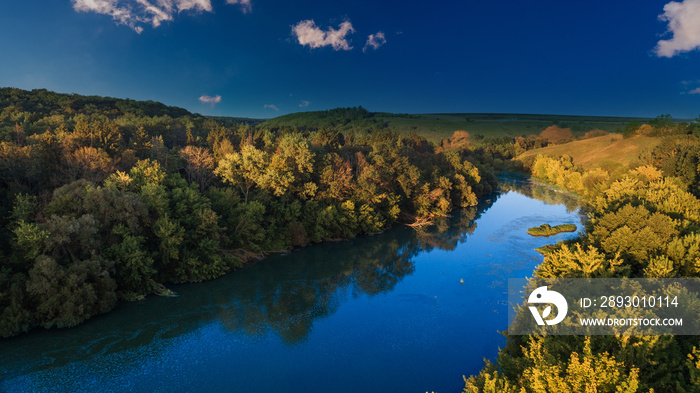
[373,113,651,143]
[517,134,664,170]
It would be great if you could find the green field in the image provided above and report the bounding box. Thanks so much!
[375,113,652,143]
[258,109,655,144]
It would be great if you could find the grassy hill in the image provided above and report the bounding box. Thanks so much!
[375,113,652,143]
[517,134,663,170]
[262,109,653,144]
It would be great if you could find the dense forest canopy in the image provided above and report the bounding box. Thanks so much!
[0,87,195,122]
[464,122,700,391]
[5,87,700,392]
[260,106,384,132]
[0,88,495,337]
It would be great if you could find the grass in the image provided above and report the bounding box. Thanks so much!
[517,134,664,170]
[374,113,651,144]
[527,223,577,237]
[261,109,657,145]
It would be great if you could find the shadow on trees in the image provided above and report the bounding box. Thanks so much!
[0,203,488,379]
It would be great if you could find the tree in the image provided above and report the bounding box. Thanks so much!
[106,225,156,299]
[591,204,678,267]
[179,145,215,190]
[91,116,123,155]
[65,146,114,183]
[263,134,315,197]
[153,214,184,273]
[10,123,26,145]
[319,153,354,201]
[215,144,268,204]
[26,256,117,328]
[649,114,674,134]
[621,120,640,138]
[131,126,152,157]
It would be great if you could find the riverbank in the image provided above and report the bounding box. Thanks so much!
[0,178,584,393]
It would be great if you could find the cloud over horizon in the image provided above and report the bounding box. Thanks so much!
[299,100,310,108]
[264,104,279,110]
[363,31,386,52]
[199,94,222,104]
[292,19,355,51]
[655,0,700,57]
[72,0,248,33]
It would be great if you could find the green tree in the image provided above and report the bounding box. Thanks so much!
[106,225,156,299]
[215,144,268,204]
[621,120,640,138]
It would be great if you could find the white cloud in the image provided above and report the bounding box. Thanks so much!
[363,31,386,52]
[72,0,247,33]
[292,19,355,51]
[226,0,251,14]
[689,87,700,94]
[264,104,279,111]
[655,0,700,57]
[199,95,222,104]
[299,100,310,108]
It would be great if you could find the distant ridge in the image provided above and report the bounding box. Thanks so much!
[0,87,196,119]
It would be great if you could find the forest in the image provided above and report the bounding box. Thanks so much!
[4,87,700,392]
[0,88,495,337]
[465,120,700,391]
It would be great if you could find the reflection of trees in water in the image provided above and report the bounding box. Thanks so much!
[412,208,478,252]
[498,174,582,213]
[175,175,581,346]
[0,203,488,376]
[216,206,484,345]
[1,175,576,379]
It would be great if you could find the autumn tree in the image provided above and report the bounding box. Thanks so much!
[215,144,268,204]
[179,145,215,190]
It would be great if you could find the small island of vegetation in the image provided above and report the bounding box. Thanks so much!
[526,223,577,237]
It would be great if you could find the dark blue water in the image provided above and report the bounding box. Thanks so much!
[0,177,583,393]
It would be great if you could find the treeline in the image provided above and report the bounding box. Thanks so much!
[3,206,484,378]
[620,114,700,138]
[260,106,385,132]
[464,141,700,391]
[0,87,194,124]
[0,88,495,337]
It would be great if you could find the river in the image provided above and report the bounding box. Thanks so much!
[0,176,584,393]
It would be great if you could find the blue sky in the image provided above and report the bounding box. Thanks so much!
[2,0,700,119]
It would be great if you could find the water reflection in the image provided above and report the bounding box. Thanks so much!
[498,173,583,213]
[1,198,492,380]
[2,175,586,393]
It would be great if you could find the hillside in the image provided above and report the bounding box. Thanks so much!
[516,134,663,170]
[263,110,653,144]
[378,113,657,143]
[0,88,496,338]
[260,107,386,131]
[0,87,197,122]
